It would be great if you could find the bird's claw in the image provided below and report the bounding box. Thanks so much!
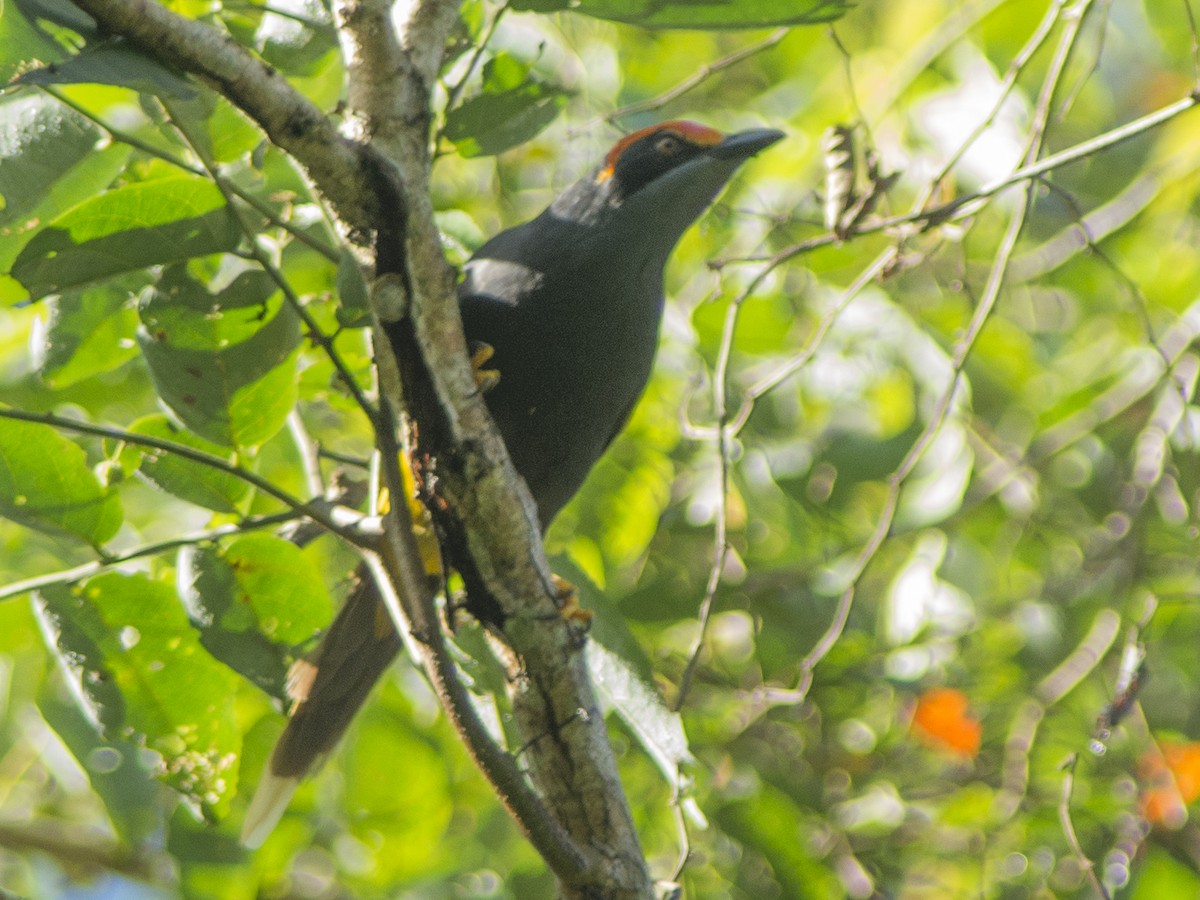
[552,574,593,625]
[470,341,500,393]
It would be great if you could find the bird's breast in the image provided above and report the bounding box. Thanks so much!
[460,263,664,525]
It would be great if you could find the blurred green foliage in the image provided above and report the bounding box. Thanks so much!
[3,0,1200,897]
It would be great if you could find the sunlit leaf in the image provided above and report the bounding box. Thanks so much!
[0,0,89,82]
[127,414,251,513]
[15,40,198,98]
[36,282,141,387]
[0,94,100,230]
[36,574,242,820]
[11,176,243,300]
[444,53,569,157]
[177,535,333,696]
[588,640,695,783]
[38,682,163,844]
[0,415,122,546]
[137,266,300,448]
[0,142,131,306]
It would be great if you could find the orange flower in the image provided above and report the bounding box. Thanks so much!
[1141,787,1187,829]
[911,688,981,758]
[1140,741,1200,827]
[1162,743,1200,803]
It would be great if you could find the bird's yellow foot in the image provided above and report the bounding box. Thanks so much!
[470,341,500,393]
[552,574,593,625]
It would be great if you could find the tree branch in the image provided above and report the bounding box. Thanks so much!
[69,0,388,236]
[57,1,654,893]
[0,817,172,886]
[43,86,342,263]
[344,0,654,893]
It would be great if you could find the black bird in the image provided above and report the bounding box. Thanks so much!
[242,121,783,846]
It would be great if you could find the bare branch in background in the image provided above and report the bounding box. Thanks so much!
[1059,754,1113,899]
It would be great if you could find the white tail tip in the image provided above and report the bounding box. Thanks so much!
[240,772,301,849]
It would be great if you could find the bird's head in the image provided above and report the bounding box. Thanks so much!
[547,121,784,263]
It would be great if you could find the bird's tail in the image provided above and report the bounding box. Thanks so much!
[241,565,403,847]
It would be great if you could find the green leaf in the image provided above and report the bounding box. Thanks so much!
[510,0,850,28]
[36,282,142,387]
[255,0,336,77]
[35,573,242,820]
[557,558,695,786]
[177,535,333,696]
[717,788,842,896]
[0,0,86,83]
[478,52,530,91]
[444,53,569,157]
[692,291,797,355]
[1131,847,1200,898]
[128,414,251,513]
[166,805,253,893]
[11,175,243,300]
[0,414,122,546]
[136,266,301,448]
[12,0,98,44]
[38,682,163,845]
[15,40,198,98]
[0,94,101,231]
[0,139,131,306]
[588,640,695,783]
[206,99,266,165]
[343,698,455,883]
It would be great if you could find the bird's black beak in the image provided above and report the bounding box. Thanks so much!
[710,127,785,161]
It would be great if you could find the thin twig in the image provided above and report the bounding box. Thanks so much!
[442,1,510,115]
[674,274,736,711]
[1186,0,1200,88]
[1037,178,1170,367]
[602,29,788,125]
[0,513,298,603]
[718,92,1200,269]
[729,249,896,438]
[867,0,1009,121]
[288,410,326,497]
[915,0,1069,214]
[163,97,379,422]
[69,0,389,235]
[682,0,1118,703]
[1029,305,1200,462]
[223,0,336,35]
[789,0,1100,696]
[668,788,692,882]
[928,92,1197,225]
[42,86,343,263]
[1054,0,1110,121]
[827,26,867,129]
[1059,754,1113,899]
[1037,610,1122,706]
[0,408,363,544]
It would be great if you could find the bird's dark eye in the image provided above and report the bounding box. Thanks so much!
[655,134,682,156]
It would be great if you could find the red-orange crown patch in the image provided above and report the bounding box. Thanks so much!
[598,120,725,181]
